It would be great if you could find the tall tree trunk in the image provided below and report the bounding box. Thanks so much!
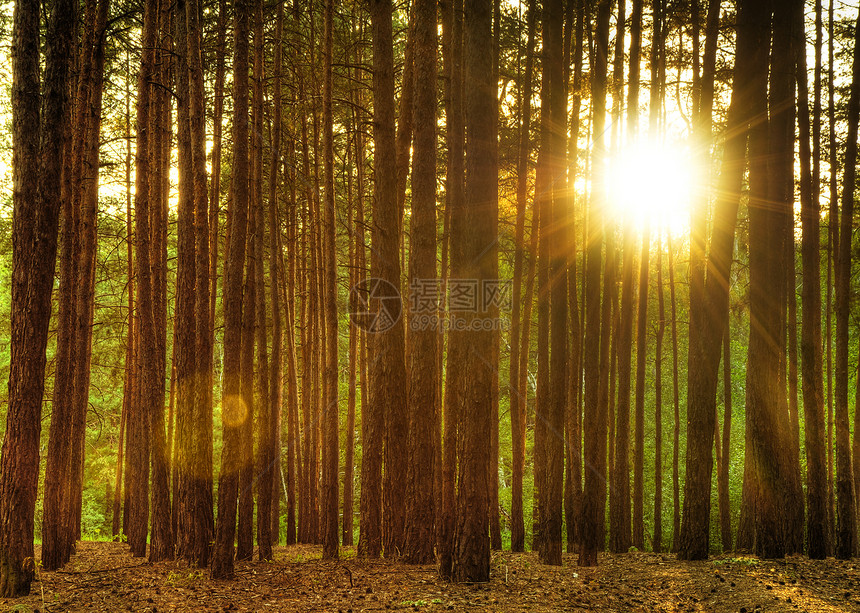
[188,0,213,567]
[343,24,365,545]
[298,61,314,544]
[718,325,733,552]
[237,0,262,560]
[269,0,285,548]
[0,0,74,596]
[533,0,558,560]
[654,231,665,554]
[254,125,272,561]
[252,0,273,563]
[238,0,266,561]
[633,0,658,551]
[321,0,340,561]
[678,0,750,561]
[451,0,494,582]
[403,0,438,565]
[42,0,95,569]
[438,0,463,577]
[578,0,610,568]
[126,0,160,559]
[382,2,411,554]
[115,52,136,540]
[668,233,681,553]
[209,0,227,350]
[565,0,585,555]
[344,131,357,548]
[611,227,634,556]
[285,136,300,546]
[361,0,406,560]
[747,0,793,559]
[508,2,536,555]
[796,0,828,560]
[769,2,804,556]
[211,0,251,579]
[609,0,637,554]
[148,0,173,563]
[174,0,198,565]
[825,0,838,556]
[488,0,502,554]
[542,0,567,568]
[833,3,860,561]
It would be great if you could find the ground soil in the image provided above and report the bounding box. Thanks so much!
[2,541,859,612]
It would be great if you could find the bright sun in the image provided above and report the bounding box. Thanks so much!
[608,141,694,236]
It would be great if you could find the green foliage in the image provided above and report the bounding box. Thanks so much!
[712,556,759,567]
[166,570,206,587]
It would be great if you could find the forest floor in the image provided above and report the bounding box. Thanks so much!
[2,541,860,612]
